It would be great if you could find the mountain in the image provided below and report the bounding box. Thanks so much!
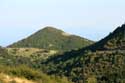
[89,24,125,50]
[42,24,125,83]
[4,24,125,83]
[9,27,93,52]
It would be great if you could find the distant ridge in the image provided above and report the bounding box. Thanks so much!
[8,26,93,51]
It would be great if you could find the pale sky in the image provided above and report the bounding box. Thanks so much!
[0,0,125,46]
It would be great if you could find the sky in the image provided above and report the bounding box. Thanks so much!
[0,0,125,46]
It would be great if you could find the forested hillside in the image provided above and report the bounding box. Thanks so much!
[88,24,125,51]
[41,24,125,83]
[9,27,93,52]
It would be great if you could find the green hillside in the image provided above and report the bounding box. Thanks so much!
[7,48,57,61]
[1,24,125,83]
[42,24,125,83]
[0,47,72,83]
[9,27,93,52]
[43,50,125,83]
[0,64,72,83]
[89,24,125,50]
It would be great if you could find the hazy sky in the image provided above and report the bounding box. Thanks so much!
[0,0,125,46]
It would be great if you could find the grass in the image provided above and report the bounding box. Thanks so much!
[0,64,72,83]
[7,48,58,60]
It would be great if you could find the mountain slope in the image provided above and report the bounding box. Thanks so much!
[0,47,72,83]
[42,24,125,83]
[9,27,93,52]
[89,24,125,50]
[7,48,57,61]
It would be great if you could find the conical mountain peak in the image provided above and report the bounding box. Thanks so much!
[42,26,62,32]
[9,27,93,51]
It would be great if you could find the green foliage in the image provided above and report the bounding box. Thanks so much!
[7,48,58,61]
[0,47,72,83]
[1,24,125,83]
[88,24,125,50]
[42,25,125,83]
[43,50,125,83]
[9,27,93,52]
[0,64,72,83]
[86,76,97,83]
